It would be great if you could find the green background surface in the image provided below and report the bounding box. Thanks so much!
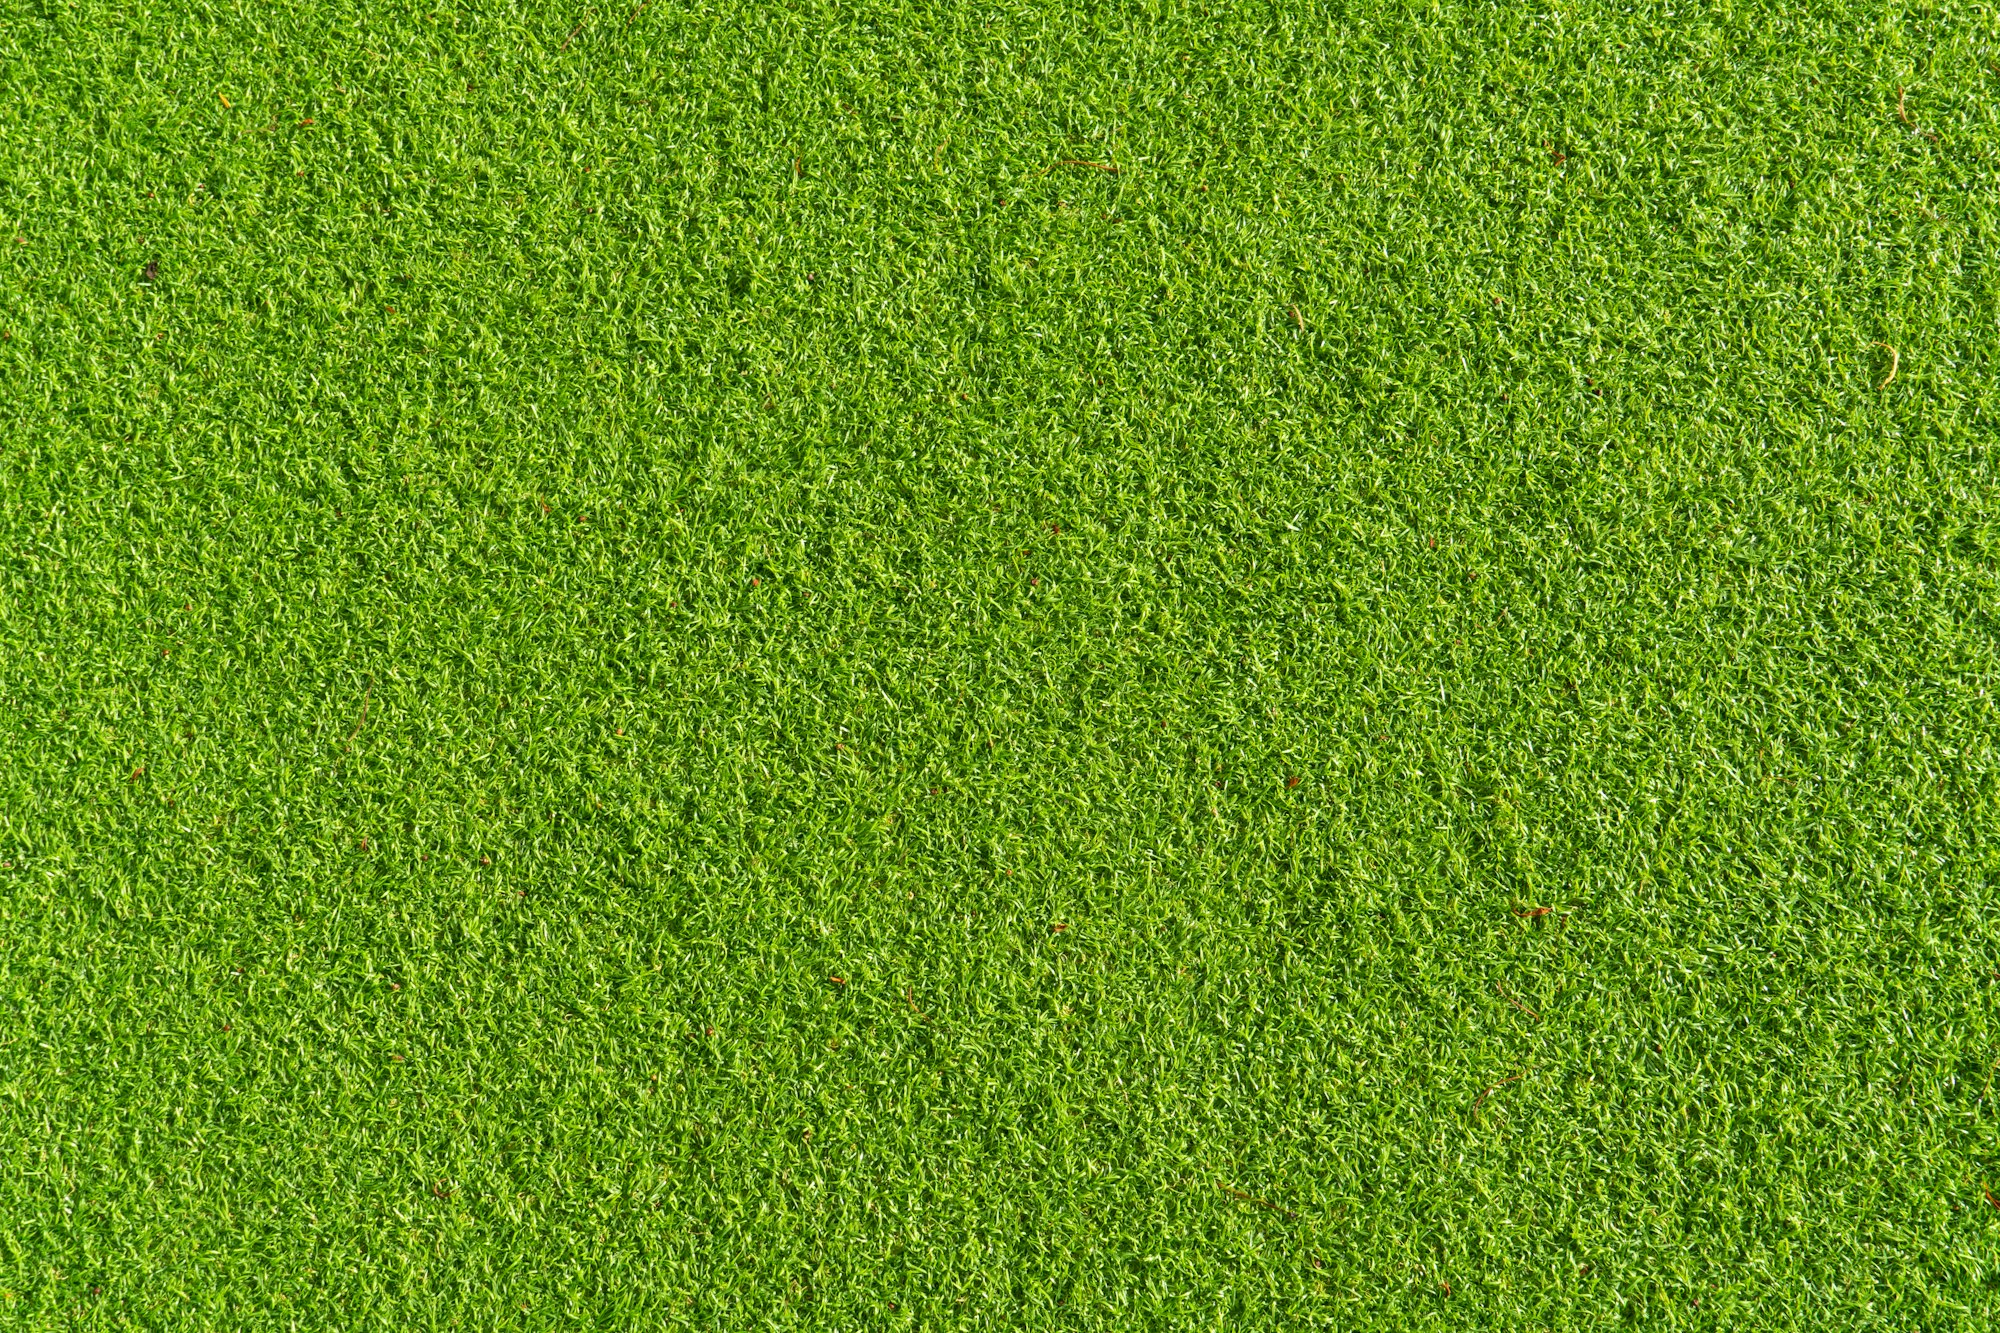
[2,0,1998,1326]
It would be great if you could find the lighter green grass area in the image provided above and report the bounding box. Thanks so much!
[3,1,1999,1327]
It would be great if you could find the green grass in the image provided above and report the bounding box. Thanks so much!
[2,0,1998,1326]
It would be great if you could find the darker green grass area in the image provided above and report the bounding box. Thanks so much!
[3,0,1999,1326]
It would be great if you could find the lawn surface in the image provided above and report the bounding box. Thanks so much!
[3,1,1999,1326]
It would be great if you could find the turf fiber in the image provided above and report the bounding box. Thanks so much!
[3,0,1999,1327]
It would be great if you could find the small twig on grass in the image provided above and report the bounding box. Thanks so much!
[561,9,594,50]
[1218,1182,1299,1219]
[1473,1071,1523,1119]
[905,986,933,1024]
[625,0,650,26]
[1290,305,1305,332]
[1054,158,1120,174]
[1871,341,1898,390]
[1986,1186,2000,1212]
[1497,980,1540,1021]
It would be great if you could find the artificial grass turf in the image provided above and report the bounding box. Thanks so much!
[2,0,1999,1326]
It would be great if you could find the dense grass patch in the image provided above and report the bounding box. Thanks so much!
[2,0,1998,1326]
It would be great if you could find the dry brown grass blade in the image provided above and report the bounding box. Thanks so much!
[345,679,374,750]
[1870,341,1898,390]
[1897,87,1940,141]
[1218,1182,1299,1219]
[1473,1071,1523,1118]
[1497,980,1540,1020]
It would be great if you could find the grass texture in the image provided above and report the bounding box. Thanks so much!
[3,0,1999,1326]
